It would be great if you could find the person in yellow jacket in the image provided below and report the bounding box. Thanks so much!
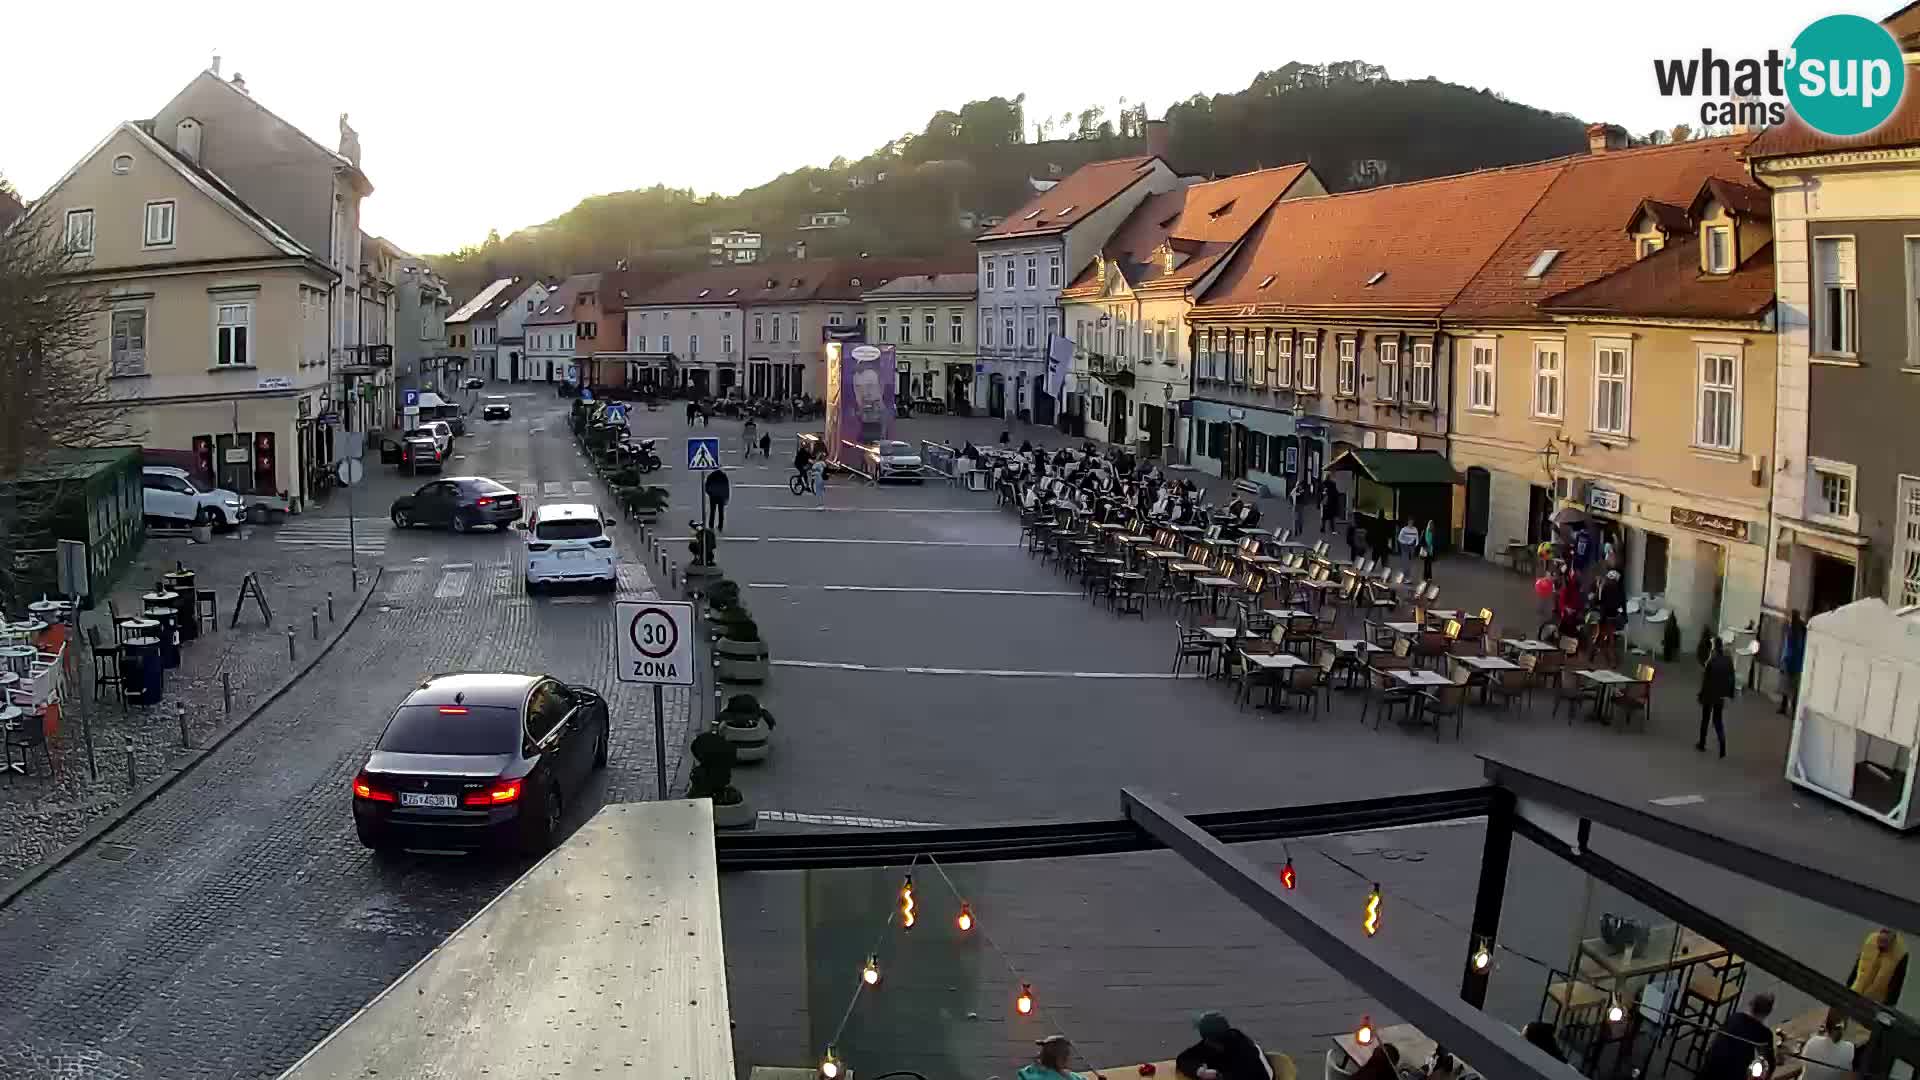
[1846,927,1909,1005]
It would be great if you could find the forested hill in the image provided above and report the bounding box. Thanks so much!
[430,61,1591,301]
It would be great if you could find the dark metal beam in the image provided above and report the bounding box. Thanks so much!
[1485,757,1920,934]
[716,788,1492,872]
[1123,789,1585,1080]
[1460,787,1514,1008]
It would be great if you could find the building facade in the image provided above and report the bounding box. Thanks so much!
[525,274,597,384]
[443,276,519,385]
[1058,164,1322,460]
[974,153,1178,422]
[1750,59,1920,621]
[351,232,398,433]
[394,255,452,394]
[861,272,979,407]
[709,230,763,265]
[488,278,550,382]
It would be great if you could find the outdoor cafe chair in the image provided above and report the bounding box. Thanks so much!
[1389,569,1407,587]
[1552,668,1602,723]
[1422,582,1441,604]
[1360,667,1417,729]
[1606,664,1656,729]
[1414,629,1451,671]
[3,705,51,778]
[1421,682,1471,741]
[1278,663,1323,716]
[1483,662,1533,714]
[85,626,125,705]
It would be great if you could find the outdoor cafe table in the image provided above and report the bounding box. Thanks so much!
[1390,669,1453,688]
[1294,578,1341,605]
[1453,654,1522,703]
[1382,620,1425,638]
[0,644,37,678]
[1501,637,1558,656]
[1577,668,1636,720]
[0,704,23,773]
[1334,1023,1447,1075]
[1262,609,1315,622]
[1774,1004,1874,1079]
[1193,573,1240,615]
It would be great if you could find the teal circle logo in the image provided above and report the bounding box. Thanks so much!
[1787,14,1906,137]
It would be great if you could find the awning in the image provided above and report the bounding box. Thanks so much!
[1327,448,1462,486]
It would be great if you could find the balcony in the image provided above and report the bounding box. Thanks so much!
[1086,351,1134,387]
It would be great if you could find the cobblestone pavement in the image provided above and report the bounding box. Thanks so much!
[0,390,691,1079]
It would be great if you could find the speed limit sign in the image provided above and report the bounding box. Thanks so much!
[615,601,694,685]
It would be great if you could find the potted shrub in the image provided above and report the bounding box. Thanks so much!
[715,614,768,684]
[717,693,776,761]
[687,730,754,829]
[705,579,742,612]
[620,484,669,522]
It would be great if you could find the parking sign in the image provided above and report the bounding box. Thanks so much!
[616,601,694,685]
[686,437,721,471]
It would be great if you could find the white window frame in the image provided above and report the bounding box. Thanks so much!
[875,315,888,343]
[1231,331,1247,385]
[110,306,148,376]
[982,257,994,290]
[1808,456,1859,533]
[1907,237,1920,369]
[214,301,253,367]
[143,199,176,249]
[1894,475,1920,607]
[64,208,95,255]
[924,311,935,343]
[722,332,733,356]
[688,333,699,358]
[752,315,763,342]
[1467,337,1496,412]
[1705,224,1734,274]
[1531,341,1563,419]
[1049,253,1062,287]
[1026,256,1038,288]
[1251,333,1268,387]
[981,312,994,349]
[1375,340,1399,401]
[1023,312,1037,349]
[660,334,671,352]
[1003,313,1015,348]
[1045,311,1059,347]
[1636,235,1665,259]
[1336,338,1357,396]
[898,310,913,344]
[1410,342,1435,406]
[1693,345,1742,453]
[1274,333,1292,388]
[1815,235,1859,358]
[1591,338,1631,437]
[950,311,963,345]
[1298,336,1318,391]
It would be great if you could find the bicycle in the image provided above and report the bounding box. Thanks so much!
[789,470,815,496]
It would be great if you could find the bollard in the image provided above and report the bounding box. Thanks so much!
[327,591,335,622]
[222,671,233,718]
[125,736,137,789]
[311,607,321,640]
[177,703,190,748]
[287,626,296,662]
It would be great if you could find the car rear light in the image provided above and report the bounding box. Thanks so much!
[437,706,469,714]
[352,773,395,802]
[589,538,612,549]
[527,542,551,552]
[463,779,522,807]
[475,497,493,507]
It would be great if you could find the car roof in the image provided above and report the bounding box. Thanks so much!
[404,672,544,709]
[144,464,189,475]
[532,502,603,521]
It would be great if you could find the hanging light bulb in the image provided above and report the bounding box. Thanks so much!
[899,874,916,929]
[1356,1015,1375,1046]
[1606,995,1625,1024]
[1280,858,1297,891]
[1747,1053,1766,1079]
[1015,982,1035,1015]
[819,1046,842,1078]
[1363,884,1382,937]
[956,902,974,932]
[861,954,881,986]
[1471,940,1492,973]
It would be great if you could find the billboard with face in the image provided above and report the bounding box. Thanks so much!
[824,341,895,466]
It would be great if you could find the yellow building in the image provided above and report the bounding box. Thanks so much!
[24,120,338,506]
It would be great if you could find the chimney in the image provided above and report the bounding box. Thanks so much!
[230,72,248,95]
[210,53,221,77]
[1586,122,1629,154]
[1145,119,1171,161]
[176,117,203,165]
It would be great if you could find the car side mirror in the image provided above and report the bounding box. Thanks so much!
[513,520,530,531]
[604,516,617,527]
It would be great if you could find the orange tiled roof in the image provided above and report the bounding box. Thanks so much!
[525,272,600,326]
[1746,64,1920,159]
[627,258,967,308]
[976,156,1162,241]
[1540,236,1774,322]
[1061,164,1312,297]
[1194,160,1567,315]
[1445,134,1757,322]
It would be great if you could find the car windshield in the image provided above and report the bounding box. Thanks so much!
[179,472,212,494]
[404,429,433,440]
[880,442,912,455]
[467,479,515,495]
[377,704,521,755]
[485,397,508,405]
[535,518,603,541]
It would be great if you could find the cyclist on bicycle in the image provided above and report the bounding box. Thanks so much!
[792,442,814,493]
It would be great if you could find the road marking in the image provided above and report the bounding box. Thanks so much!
[571,480,594,495]
[655,536,1016,548]
[746,583,1079,597]
[550,595,601,605]
[758,810,943,829]
[754,506,998,514]
[1649,793,1707,807]
[543,482,566,496]
[490,566,516,596]
[440,562,474,571]
[433,570,470,599]
[771,660,1201,679]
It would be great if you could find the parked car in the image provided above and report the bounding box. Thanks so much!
[463,376,486,390]
[141,465,245,527]
[870,440,924,482]
[518,502,618,592]
[351,672,610,854]
[397,436,443,474]
[391,477,522,533]
[482,396,513,420]
[404,424,452,457]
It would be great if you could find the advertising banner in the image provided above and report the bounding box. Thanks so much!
[824,341,895,467]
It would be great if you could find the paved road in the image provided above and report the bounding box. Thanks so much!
[0,389,692,1080]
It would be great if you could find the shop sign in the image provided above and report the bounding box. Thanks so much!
[1227,408,1246,420]
[1671,506,1748,542]
[258,376,294,391]
[298,397,312,418]
[1587,486,1624,514]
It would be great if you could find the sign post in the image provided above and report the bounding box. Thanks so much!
[686,437,721,567]
[615,600,695,800]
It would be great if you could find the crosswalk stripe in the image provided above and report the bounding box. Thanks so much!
[543,482,566,496]
[434,570,470,599]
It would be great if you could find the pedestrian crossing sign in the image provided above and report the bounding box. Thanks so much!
[686,437,721,471]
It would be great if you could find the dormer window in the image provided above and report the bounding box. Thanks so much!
[1524,250,1562,280]
[1636,235,1665,260]
[850,277,861,287]
[1705,225,1733,273]
[697,288,710,298]
[1023,209,1042,220]
[726,288,738,297]
[1365,271,1387,287]
[1208,200,1236,220]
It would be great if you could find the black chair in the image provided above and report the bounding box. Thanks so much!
[1172,623,1218,676]
[1421,682,1470,741]
[4,707,50,778]
[86,626,125,704]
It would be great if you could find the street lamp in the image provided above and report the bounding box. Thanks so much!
[1538,439,1561,488]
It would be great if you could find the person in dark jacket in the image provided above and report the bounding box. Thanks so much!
[1697,635,1736,758]
[1700,992,1774,1080]
[1174,1010,1272,1080]
[703,467,731,535]
[1779,610,1807,715]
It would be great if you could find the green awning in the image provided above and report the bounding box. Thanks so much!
[1327,448,1462,486]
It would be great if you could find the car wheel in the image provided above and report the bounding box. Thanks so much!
[451,511,470,534]
[196,506,220,527]
[524,576,539,594]
[593,719,609,768]
[391,507,410,528]
[528,785,563,854]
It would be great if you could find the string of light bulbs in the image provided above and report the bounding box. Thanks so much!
[1306,845,1884,1080]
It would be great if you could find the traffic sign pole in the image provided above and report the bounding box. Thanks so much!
[653,683,667,800]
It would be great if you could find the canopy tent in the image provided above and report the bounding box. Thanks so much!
[1788,598,1920,829]
[1326,449,1463,555]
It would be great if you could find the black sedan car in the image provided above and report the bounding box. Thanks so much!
[390,476,521,532]
[482,395,512,420]
[464,376,486,389]
[352,673,609,854]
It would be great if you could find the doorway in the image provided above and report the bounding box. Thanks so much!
[509,351,520,382]
[1464,467,1491,556]
[988,374,1006,418]
[1809,552,1857,616]
[1109,390,1129,444]
[1139,404,1163,457]
[1692,539,1726,634]
[1526,484,1554,546]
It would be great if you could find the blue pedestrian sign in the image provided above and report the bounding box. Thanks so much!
[580,388,595,402]
[686,437,721,471]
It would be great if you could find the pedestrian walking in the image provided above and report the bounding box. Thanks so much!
[703,467,731,535]
[743,416,759,458]
[1396,519,1420,574]
[1778,609,1807,716]
[810,457,828,510]
[1291,485,1306,537]
[758,432,771,461]
[1697,635,1735,758]
[686,400,697,425]
[1421,519,1436,580]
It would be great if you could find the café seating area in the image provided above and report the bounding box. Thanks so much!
[0,596,78,778]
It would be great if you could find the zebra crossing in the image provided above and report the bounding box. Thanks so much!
[374,558,656,603]
[273,517,388,555]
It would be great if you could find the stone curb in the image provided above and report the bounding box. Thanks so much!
[0,566,387,912]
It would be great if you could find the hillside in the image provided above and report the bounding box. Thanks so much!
[430,61,1591,301]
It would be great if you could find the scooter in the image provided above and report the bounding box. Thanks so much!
[633,438,662,474]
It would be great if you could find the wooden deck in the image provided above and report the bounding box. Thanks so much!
[279,800,734,1079]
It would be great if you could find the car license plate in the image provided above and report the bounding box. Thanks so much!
[400,792,458,808]
[559,550,582,559]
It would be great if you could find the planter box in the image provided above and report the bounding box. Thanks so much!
[712,795,756,830]
[721,715,771,761]
[716,637,768,684]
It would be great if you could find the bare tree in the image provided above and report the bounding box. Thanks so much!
[0,212,136,603]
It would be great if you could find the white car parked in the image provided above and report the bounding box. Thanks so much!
[142,465,245,526]
[869,440,924,482]
[519,502,618,592]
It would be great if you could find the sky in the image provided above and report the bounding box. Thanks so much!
[3,0,1826,256]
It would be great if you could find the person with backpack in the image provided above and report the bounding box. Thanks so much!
[703,466,731,535]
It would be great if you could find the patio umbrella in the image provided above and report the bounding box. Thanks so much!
[1550,505,1588,525]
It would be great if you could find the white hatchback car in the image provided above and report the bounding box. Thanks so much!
[142,465,245,526]
[521,503,618,592]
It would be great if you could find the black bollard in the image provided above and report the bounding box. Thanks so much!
[177,704,190,748]
[222,671,232,718]
[311,607,320,640]
[125,736,136,790]
[327,591,335,622]
[287,626,296,662]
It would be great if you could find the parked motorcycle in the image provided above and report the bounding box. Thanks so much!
[633,438,662,474]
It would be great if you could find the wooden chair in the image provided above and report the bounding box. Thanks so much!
[1280,662,1323,716]
[1414,630,1451,671]
[3,706,51,777]
[1483,663,1533,714]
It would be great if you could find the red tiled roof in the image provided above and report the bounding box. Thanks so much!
[1746,64,1920,158]
[525,272,599,326]
[627,257,968,308]
[976,156,1163,240]
[1690,177,1770,221]
[1628,199,1692,235]
[1540,236,1774,322]
[1445,134,1757,322]
[1884,1,1920,49]
[1061,164,1313,297]
[1194,160,1567,314]
[600,267,679,308]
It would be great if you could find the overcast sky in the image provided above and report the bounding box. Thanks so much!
[5,0,1820,255]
